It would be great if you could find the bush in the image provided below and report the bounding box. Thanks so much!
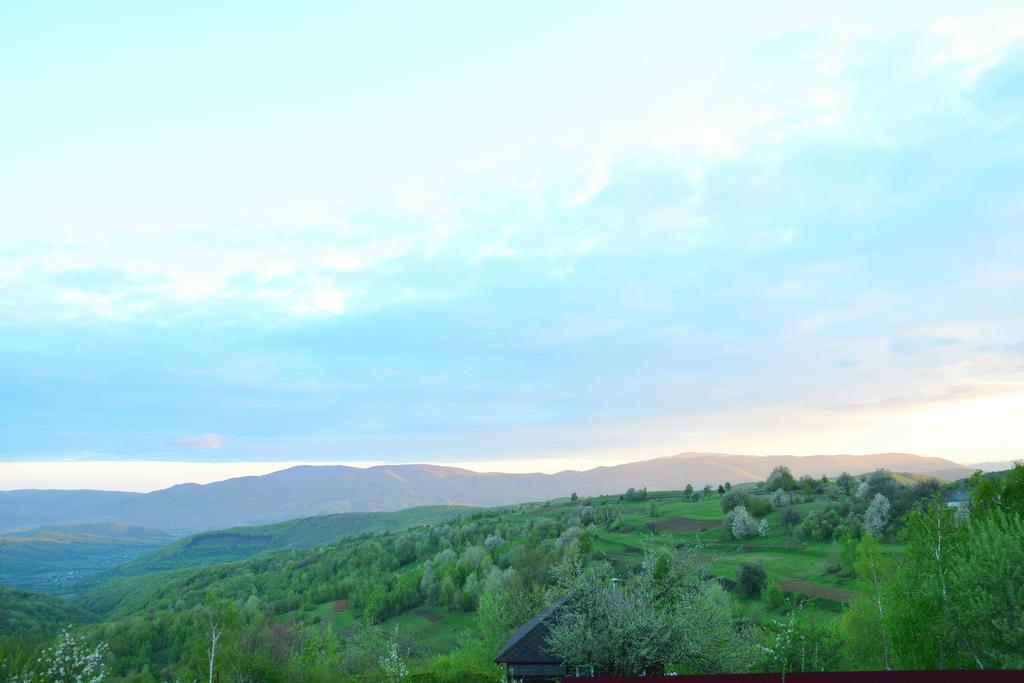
[726,506,762,540]
[764,582,785,611]
[782,508,801,532]
[721,490,751,514]
[738,562,768,597]
[747,498,773,518]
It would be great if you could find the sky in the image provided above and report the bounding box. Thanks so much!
[2,1,1023,491]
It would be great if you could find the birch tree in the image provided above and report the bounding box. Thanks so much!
[842,534,891,670]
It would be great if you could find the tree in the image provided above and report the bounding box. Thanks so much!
[546,550,756,675]
[770,488,786,507]
[746,497,773,518]
[800,475,820,494]
[702,484,713,498]
[717,484,725,494]
[766,466,796,491]
[725,506,762,540]
[863,494,891,538]
[200,594,237,683]
[571,492,578,503]
[947,509,1024,668]
[970,462,1024,518]
[761,606,846,673]
[836,472,855,496]
[684,484,694,498]
[207,614,222,683]
[782,508,801,533]
[720,490,751,514]
[724,482,732,491]
[34,629,108,683]
[885,498,980,669]
[737,563,767,597]
[843,534,892,670]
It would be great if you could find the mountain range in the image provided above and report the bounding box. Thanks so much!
[0,452,1007,534]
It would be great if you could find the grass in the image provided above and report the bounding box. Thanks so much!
[277,599,475,659]
[580,491,886,618]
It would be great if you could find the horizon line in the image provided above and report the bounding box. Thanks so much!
[1,450,1016,494]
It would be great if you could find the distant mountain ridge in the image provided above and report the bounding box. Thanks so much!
[0,452,989,534]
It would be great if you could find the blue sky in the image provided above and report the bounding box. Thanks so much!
[2,2,1023,488]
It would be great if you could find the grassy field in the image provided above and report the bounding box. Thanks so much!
[262,486,879,665]
[277,599,475,657]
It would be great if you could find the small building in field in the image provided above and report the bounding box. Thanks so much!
[945,488,971,512]
[494,596,570,682]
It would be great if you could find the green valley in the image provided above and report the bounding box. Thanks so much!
[2,464,1022,681]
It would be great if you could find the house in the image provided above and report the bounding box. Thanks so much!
[945,488,971,512]
[494,596,570,682]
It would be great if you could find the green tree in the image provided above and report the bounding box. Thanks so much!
[969,462,1024,518]
[885,499,980,669]
[546,550,756,675]
[737,563,767,597]
[948,509,1024,668]
[720,490,751,514]
[766,466,796,491]
[842,534,891,670]
[782,508,801,533]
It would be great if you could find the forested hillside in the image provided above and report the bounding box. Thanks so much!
[1,453,978,534]
[104,505,475,576]
[1,465,1021,681]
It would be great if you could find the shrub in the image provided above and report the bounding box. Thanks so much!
[726,506,761,540]
[764,582,785,611]
[747,498,773,518]
[721,490,751,514]
[737,562,768,597]
[782,508,801,532]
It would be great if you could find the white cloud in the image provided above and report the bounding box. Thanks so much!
[170,433,226,449]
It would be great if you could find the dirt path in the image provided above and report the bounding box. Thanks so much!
[779,579,854,602]
[414,608,443,623]
[647,517,722,532]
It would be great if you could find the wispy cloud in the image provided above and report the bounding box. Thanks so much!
[170,434,226,450]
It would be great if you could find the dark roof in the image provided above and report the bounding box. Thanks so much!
[509,663,566,677]
[494,595,569,664]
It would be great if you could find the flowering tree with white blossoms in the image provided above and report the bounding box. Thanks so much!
[726,506,762,540]
[864,493,892,538]
[771,488,786,507]
[380,633,408,683]
[34,629,107,683]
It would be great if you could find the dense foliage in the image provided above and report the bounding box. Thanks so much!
[1,464,1021,681]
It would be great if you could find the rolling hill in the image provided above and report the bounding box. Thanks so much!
[109,504,476,575]
[0,452,979,534]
